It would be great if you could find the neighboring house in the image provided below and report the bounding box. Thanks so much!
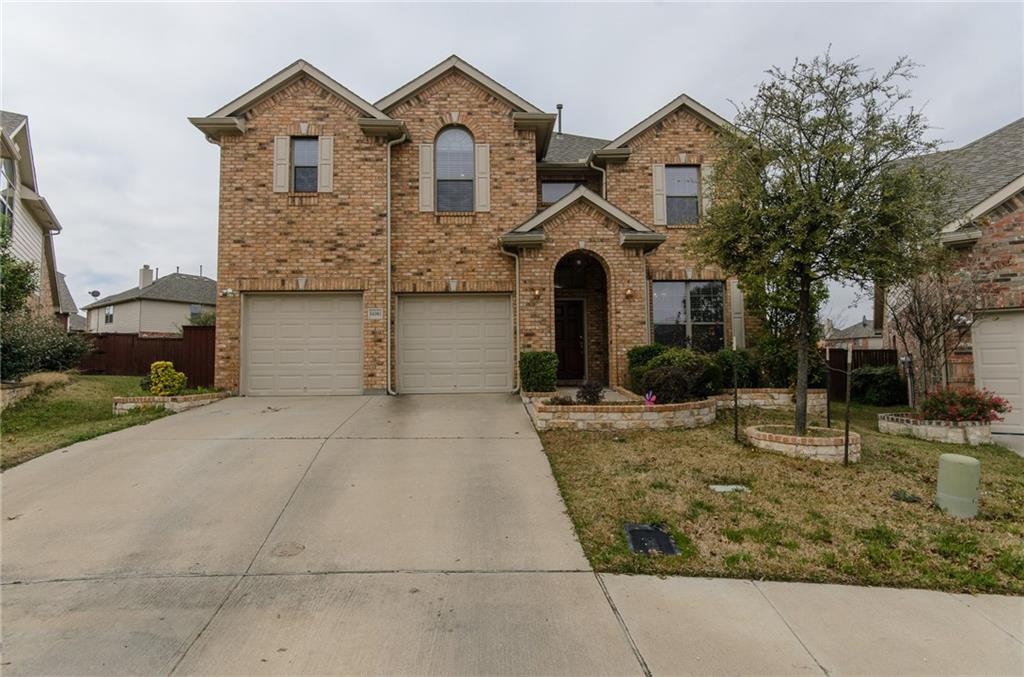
[55,272,80,331]
[190,56,754,396]
[821,316,885,350]
[81,266,216,336]
[1,111,65,322]
[887,117,1023,451]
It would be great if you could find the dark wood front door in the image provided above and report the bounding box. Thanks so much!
[555,299,585,381]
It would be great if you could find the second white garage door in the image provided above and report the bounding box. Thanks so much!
[397,295,512,393]
[243,293,363,396]
[973,310,1024,453]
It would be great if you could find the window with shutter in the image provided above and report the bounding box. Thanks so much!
[435,127,474,212]
[665,166,700,225]
[291,137,319,193]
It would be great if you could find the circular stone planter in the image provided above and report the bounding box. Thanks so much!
[745,424,861,463]
[877,413,991,446]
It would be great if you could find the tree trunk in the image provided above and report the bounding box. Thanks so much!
[794,271,811,434]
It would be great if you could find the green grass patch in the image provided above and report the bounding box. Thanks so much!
[540,402,1024,593]
[1,375,170,469]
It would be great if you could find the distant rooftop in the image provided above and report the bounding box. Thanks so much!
[82,272,217,310]
[541,132,610,164]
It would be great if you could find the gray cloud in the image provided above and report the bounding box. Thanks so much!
[4,2,1020,317]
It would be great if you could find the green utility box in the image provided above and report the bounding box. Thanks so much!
[936,453,980,518]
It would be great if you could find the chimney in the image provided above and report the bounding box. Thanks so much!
[139,265,154,288]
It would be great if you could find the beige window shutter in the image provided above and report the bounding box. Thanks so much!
[419,143,435,212]
[273,136,290,193]
[652,164,667,225]
[701,164,714,215]
[730,279,746,349]
[474,143,490,212]
[317,136,334,193]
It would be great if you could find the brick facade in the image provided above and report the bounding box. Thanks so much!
[956,191,1024,312]
[203,59,750,393]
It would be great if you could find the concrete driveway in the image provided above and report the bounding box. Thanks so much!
[3,394,1021,676]
[1,395,640,675]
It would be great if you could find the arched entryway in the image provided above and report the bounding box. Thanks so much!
[553,251,609,384]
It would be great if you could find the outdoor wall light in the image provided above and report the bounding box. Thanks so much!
[220,288,238,297]
[532,288,541,299]
[624,287,635,298]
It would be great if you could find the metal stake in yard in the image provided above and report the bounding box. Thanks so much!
[844,343,852,466]
[733,335,740,442]
[825,347,832,428]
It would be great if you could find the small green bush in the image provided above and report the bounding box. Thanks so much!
[0,310,92,381]
[753,333,826,388]
[626,343,668,392]
[713,349,760,388]
[576,380,604,405]
[851,366,906,406]
[545,395,575,406]
[149,361,188,396]
[639,348,723,403]
[519,351,558,393]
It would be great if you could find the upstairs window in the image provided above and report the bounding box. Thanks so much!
[541,182,580,205]
[652,281,724,352]
[189,304,202,321]
[291,137,319,193]
[0,157,14,236]
[435,127,474,212]
[665,166,700,225]
[104,305,114,324]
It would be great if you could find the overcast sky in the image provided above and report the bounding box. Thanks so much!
[3,2,1021,323]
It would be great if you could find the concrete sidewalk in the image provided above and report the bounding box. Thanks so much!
[2,394,1021,675]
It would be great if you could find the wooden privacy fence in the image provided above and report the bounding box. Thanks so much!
[78,326,215,388]
[820,348,899,401]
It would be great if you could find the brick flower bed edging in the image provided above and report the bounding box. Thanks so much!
[877,412,992,446]
[745,424,861,463]
[113,391,229,415]
[523,393,716,431]
[714,388,827,415]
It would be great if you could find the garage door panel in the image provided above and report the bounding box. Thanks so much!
[243,293,363,396]
[973,311,1024,452]
[398,295,512,394]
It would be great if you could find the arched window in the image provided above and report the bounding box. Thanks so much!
[435,127,474,212]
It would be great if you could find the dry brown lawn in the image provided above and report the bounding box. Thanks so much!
[541,404,1024,594]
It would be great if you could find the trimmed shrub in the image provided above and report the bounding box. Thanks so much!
[0,310,92,381]
[149,361,187,396]
[576,380,604,405]
[713,349,760,388]
[519,351,558,393]
[639,349,723,403]
[753,333,826,388]
[627,343,668,392]
[544,395,575,406]
[918,387,1010,424]
[851,366,906,406]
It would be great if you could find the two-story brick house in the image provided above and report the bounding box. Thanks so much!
[191,56,752,396]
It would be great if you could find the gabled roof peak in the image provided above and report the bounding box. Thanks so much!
[374,55,544,114]
[604,93,732,150]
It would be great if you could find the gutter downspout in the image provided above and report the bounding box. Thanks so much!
[498,243,521,393]
[588,154,607,199]
[385,133,407,396]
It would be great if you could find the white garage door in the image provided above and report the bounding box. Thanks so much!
[243,293,362,396]
[397,295,512,393]
[973,310,1024,453]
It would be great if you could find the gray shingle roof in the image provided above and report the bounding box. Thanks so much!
[541,132,610,164]
[910,117,1024,224]
[826,318,879,341]
[56,272,78,314]
[68,314,86,331]
[82,273,217,310]
[0,110,28,134]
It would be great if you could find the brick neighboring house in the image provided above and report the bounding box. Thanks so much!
[821,317,885,350]
[190,56,755,396]
[1,111,66,324]
[886,117,1023,452]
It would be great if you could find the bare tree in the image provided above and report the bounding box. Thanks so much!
[885,258,978,402]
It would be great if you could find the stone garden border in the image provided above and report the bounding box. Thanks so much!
[113,391,229,415]
[745,424,861,463]
[877,412,992,446]
[521,388,827,432]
